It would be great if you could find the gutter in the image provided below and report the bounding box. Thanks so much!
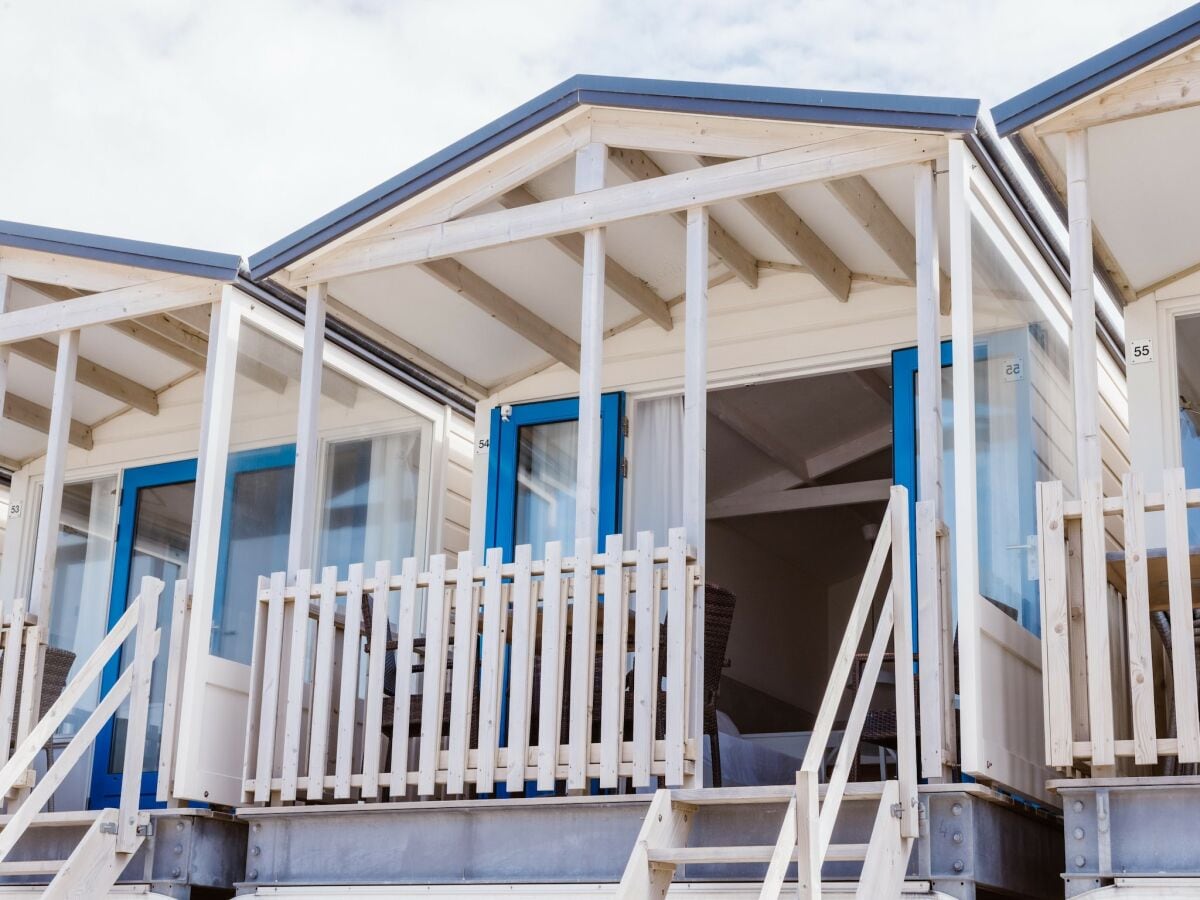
[966,127,1126,375]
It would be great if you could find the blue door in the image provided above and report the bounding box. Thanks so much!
[90,446,296,810]
[485,393,626,559]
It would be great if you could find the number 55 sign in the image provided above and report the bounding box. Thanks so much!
[1128,337,1154,365]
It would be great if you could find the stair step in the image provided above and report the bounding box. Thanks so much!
[0,858,65,875]
[645,843,870,866]
[670,781,886,806]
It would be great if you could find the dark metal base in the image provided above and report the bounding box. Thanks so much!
[0,809,247,898]
[1051,775,1200,897]
[235,784,1063,898]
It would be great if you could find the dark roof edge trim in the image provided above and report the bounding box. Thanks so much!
[236,276,476,417]
[0,220,242,281]
[967,129,1125,372]
[992,2,1200,135]
[249,74,979,279]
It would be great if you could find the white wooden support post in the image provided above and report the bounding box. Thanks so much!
[574,142,607,552]
[914,161,949,781]
[1065,130,1102,490]
[118,576,161,852]
[27,329,80,619]
[684,206,708,786]
[947,138,984,777]
[173,286,243,800]
[0,276,10,452]
[286,282,327,577]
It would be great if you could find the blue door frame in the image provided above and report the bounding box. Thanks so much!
[90,457,197,811]
[90,444,297,810]
[485,393,625,559]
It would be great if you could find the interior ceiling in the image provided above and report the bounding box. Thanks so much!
[706,365,893,502]
[321,116,947,392]
[1043,103,1200,293]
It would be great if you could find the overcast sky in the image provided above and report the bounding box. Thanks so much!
[0,1,1190,257]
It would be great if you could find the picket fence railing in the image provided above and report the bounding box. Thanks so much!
[242,530,701,803]
[1038,467,1200,769]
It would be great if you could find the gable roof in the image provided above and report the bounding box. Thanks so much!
[248,74,979,279]
[0,220,242,281]
[992,2,1200,135]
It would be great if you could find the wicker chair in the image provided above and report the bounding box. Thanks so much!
[8,644,76,746]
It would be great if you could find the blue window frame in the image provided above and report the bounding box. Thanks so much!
[90,445,296,810]
[485,393,625,560]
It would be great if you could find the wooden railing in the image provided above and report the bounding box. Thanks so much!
[1038,468,1200,770]
[242,530,701,803]
[761,486,918,898]
[0,577,163,866]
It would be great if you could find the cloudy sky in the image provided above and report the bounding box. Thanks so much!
[0,0,1190,256]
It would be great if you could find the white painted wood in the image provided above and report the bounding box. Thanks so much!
[598,533,626,789]
[334,564,364,799]
[389,556,420,797]
[706,478,891,519]
[27,330,79,618]
[794,769,822,900]
[854,781,909,900]
[889,489,918,839]
[1163,468,1200,762]
[664,529,688,787]
[42,808,137,900]
[948,138,985,782]
[417,554,448,796]
[631,532,657,787]
[1065,130,1102,489]
[2,392,92,449]
[1036,481,1073,767]
[12,336,158,414]
[476,547,505,793]
[447,551,478,795]
[279,570,312,802]
[361,560,391,798]
[574,142,608,548]
[118,576,161,852]
[758,795,797,899]
[0,275,11,433]
[506,544,536,791]
[286,283,327,577]
[0,598,28,773]
[291,131,944,284]
[306,567,339,801]
[157,580,190,803]
[567,537,596,792]
[915,500,944,778]
[1120,473,1159,766]
[613,788,695,900]
[254,571,288,803]
[0,276,219,344]
[1080,478,1115,769]
[536,541,567,791]
[240,576,270,803]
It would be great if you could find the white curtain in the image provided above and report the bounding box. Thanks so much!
[629,395,684,548]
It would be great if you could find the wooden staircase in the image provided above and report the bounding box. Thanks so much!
[617,488,919,899]
[0,578,163,898]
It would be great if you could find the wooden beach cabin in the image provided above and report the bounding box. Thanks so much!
[0,64,1142,898]
[994,3,1200,896]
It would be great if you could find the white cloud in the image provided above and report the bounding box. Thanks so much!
[0,0,1189,255]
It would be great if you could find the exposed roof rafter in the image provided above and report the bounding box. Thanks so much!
[3,393,93,450]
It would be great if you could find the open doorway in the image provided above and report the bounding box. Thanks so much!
[702,365,894,786]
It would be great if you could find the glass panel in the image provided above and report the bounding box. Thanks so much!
[109,480,194,772]
[45,477,119,737]
[1175,313,1200,540]
[967,208,1076,635]
[514,418,578,550]
[317,430,423,576]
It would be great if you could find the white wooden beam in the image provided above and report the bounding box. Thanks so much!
[0,276,9,444]
[827,174,952,313]
[805,423,892,479]
[609,149,759,289]
[1037,47,1200,134]
[27,330,80,617]
[695,156,851,301]
[708,393,809,482]
[287,284,327,577]
[706,477,892,519]
[574,142,608,548]
[108,319,207,369]
[289,130,943,285]
[3,393,93,450]
[915,162,944,511]
[500,186,673,330]
[419,259,580,370]
[1066,130,1102,489]
[10,338,158,415]
[0,248,150,293]
[0,276,220,345]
